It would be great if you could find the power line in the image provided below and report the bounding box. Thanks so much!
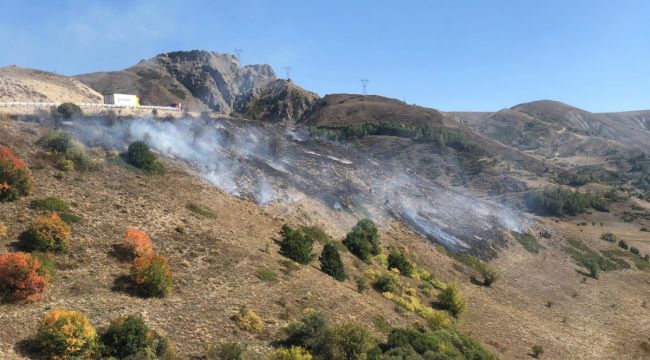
[284,66,293,80]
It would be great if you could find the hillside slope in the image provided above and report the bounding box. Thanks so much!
[0,66,102,103]
[0,116,649,359]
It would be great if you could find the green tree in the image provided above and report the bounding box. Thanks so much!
[320,243,347,281]
[387,247,414,277]
[438,284,466,317]
[279,225,314,264]
[123,141,165,174]
[56,102,82,119]
[342,219,381,263]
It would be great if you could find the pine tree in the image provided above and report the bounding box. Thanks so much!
[320,243,347,281]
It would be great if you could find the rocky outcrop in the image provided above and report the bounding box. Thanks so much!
[77,50,276,113]
[238,79,320,123]
[153,50,276,113]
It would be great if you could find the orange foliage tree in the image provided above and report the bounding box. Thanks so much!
[122,228,154,259]
[0,252,47,302]
[0,145,32,202]
[20,213,71,252]
[131,254,173,298]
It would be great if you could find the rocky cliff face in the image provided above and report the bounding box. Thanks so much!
[153,50,276,113]
[238,79,320,123]
[77,50,276,113]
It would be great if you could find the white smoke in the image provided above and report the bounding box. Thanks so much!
[61,115,531,256]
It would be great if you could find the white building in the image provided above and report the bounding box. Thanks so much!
[103,94,140,107]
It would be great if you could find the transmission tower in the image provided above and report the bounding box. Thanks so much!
[360,78,369,95]
[284,66,293,80]
[234,48,243,62]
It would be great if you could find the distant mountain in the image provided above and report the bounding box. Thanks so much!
[451,100,650,158]
[76,50,276,112]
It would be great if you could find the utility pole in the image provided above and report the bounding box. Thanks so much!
[360,78,369,95]
[284,66,292,80]
[234,48,243,62]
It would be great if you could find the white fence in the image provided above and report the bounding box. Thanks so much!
[0,101,181,111]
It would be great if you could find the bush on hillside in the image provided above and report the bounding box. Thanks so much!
[38,130,98,171]
[387,247,414,277]
[437,283,466,317]
[20,213,71,253]
[0,252,48,302]
[319,243,347,281]
[235,307,264,333]
[384,327,497,360]
[279,224,314,264]
[205,342,246,360]
[583,258,600,279]
[30,197,70,212]
[526,186,609,216]
[618,240,629,250]
[35,309,98,359]
[100,315,171,359]
[322,322,377,360]
[372,273,398,294]
[284,312,329,354]
[123,141,165,174]
[268,347,313,360]
[56,102,83,119]
[601,232,617,243]
[342,218,381,263]
[122,227,154,259]
[130,254,173,298]
[0,145,32,202]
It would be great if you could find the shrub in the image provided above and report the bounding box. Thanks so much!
[437,283,466,317]
[323,322,377,360]
[342,219,381,263]
[122,228,154,259]
[56,102,82,119]
[268,346,313,360]
[387,247,414,277]
[583,258,600,279]
[319,243,347,281]
[35,309,98,359]
[531,344,544,358]
[123,141,165,174]
[600,232,617,243]
[372,273,397,293]
[206,342,246,360]
[630,247,640,255]
[38,130,98,171]
[526,186,609,216]
[355,276,369,293]
[0,222,7,238]
[131,254,173,298]
[279,224,314,264]
[383,327,497,359]
[284,312,329,354]
[30,197,70,212]
[0,252,48,302]
[235,307,263,333]
[187,202,216,219]
[0,145,32,201]
[618,240,629,250]
[256,267,278,283]
[20,213,71,253]
[100,315,171,359]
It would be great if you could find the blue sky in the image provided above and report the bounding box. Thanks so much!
[1,0,649,112]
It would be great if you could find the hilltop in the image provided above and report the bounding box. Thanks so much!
[0,66,102,103]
